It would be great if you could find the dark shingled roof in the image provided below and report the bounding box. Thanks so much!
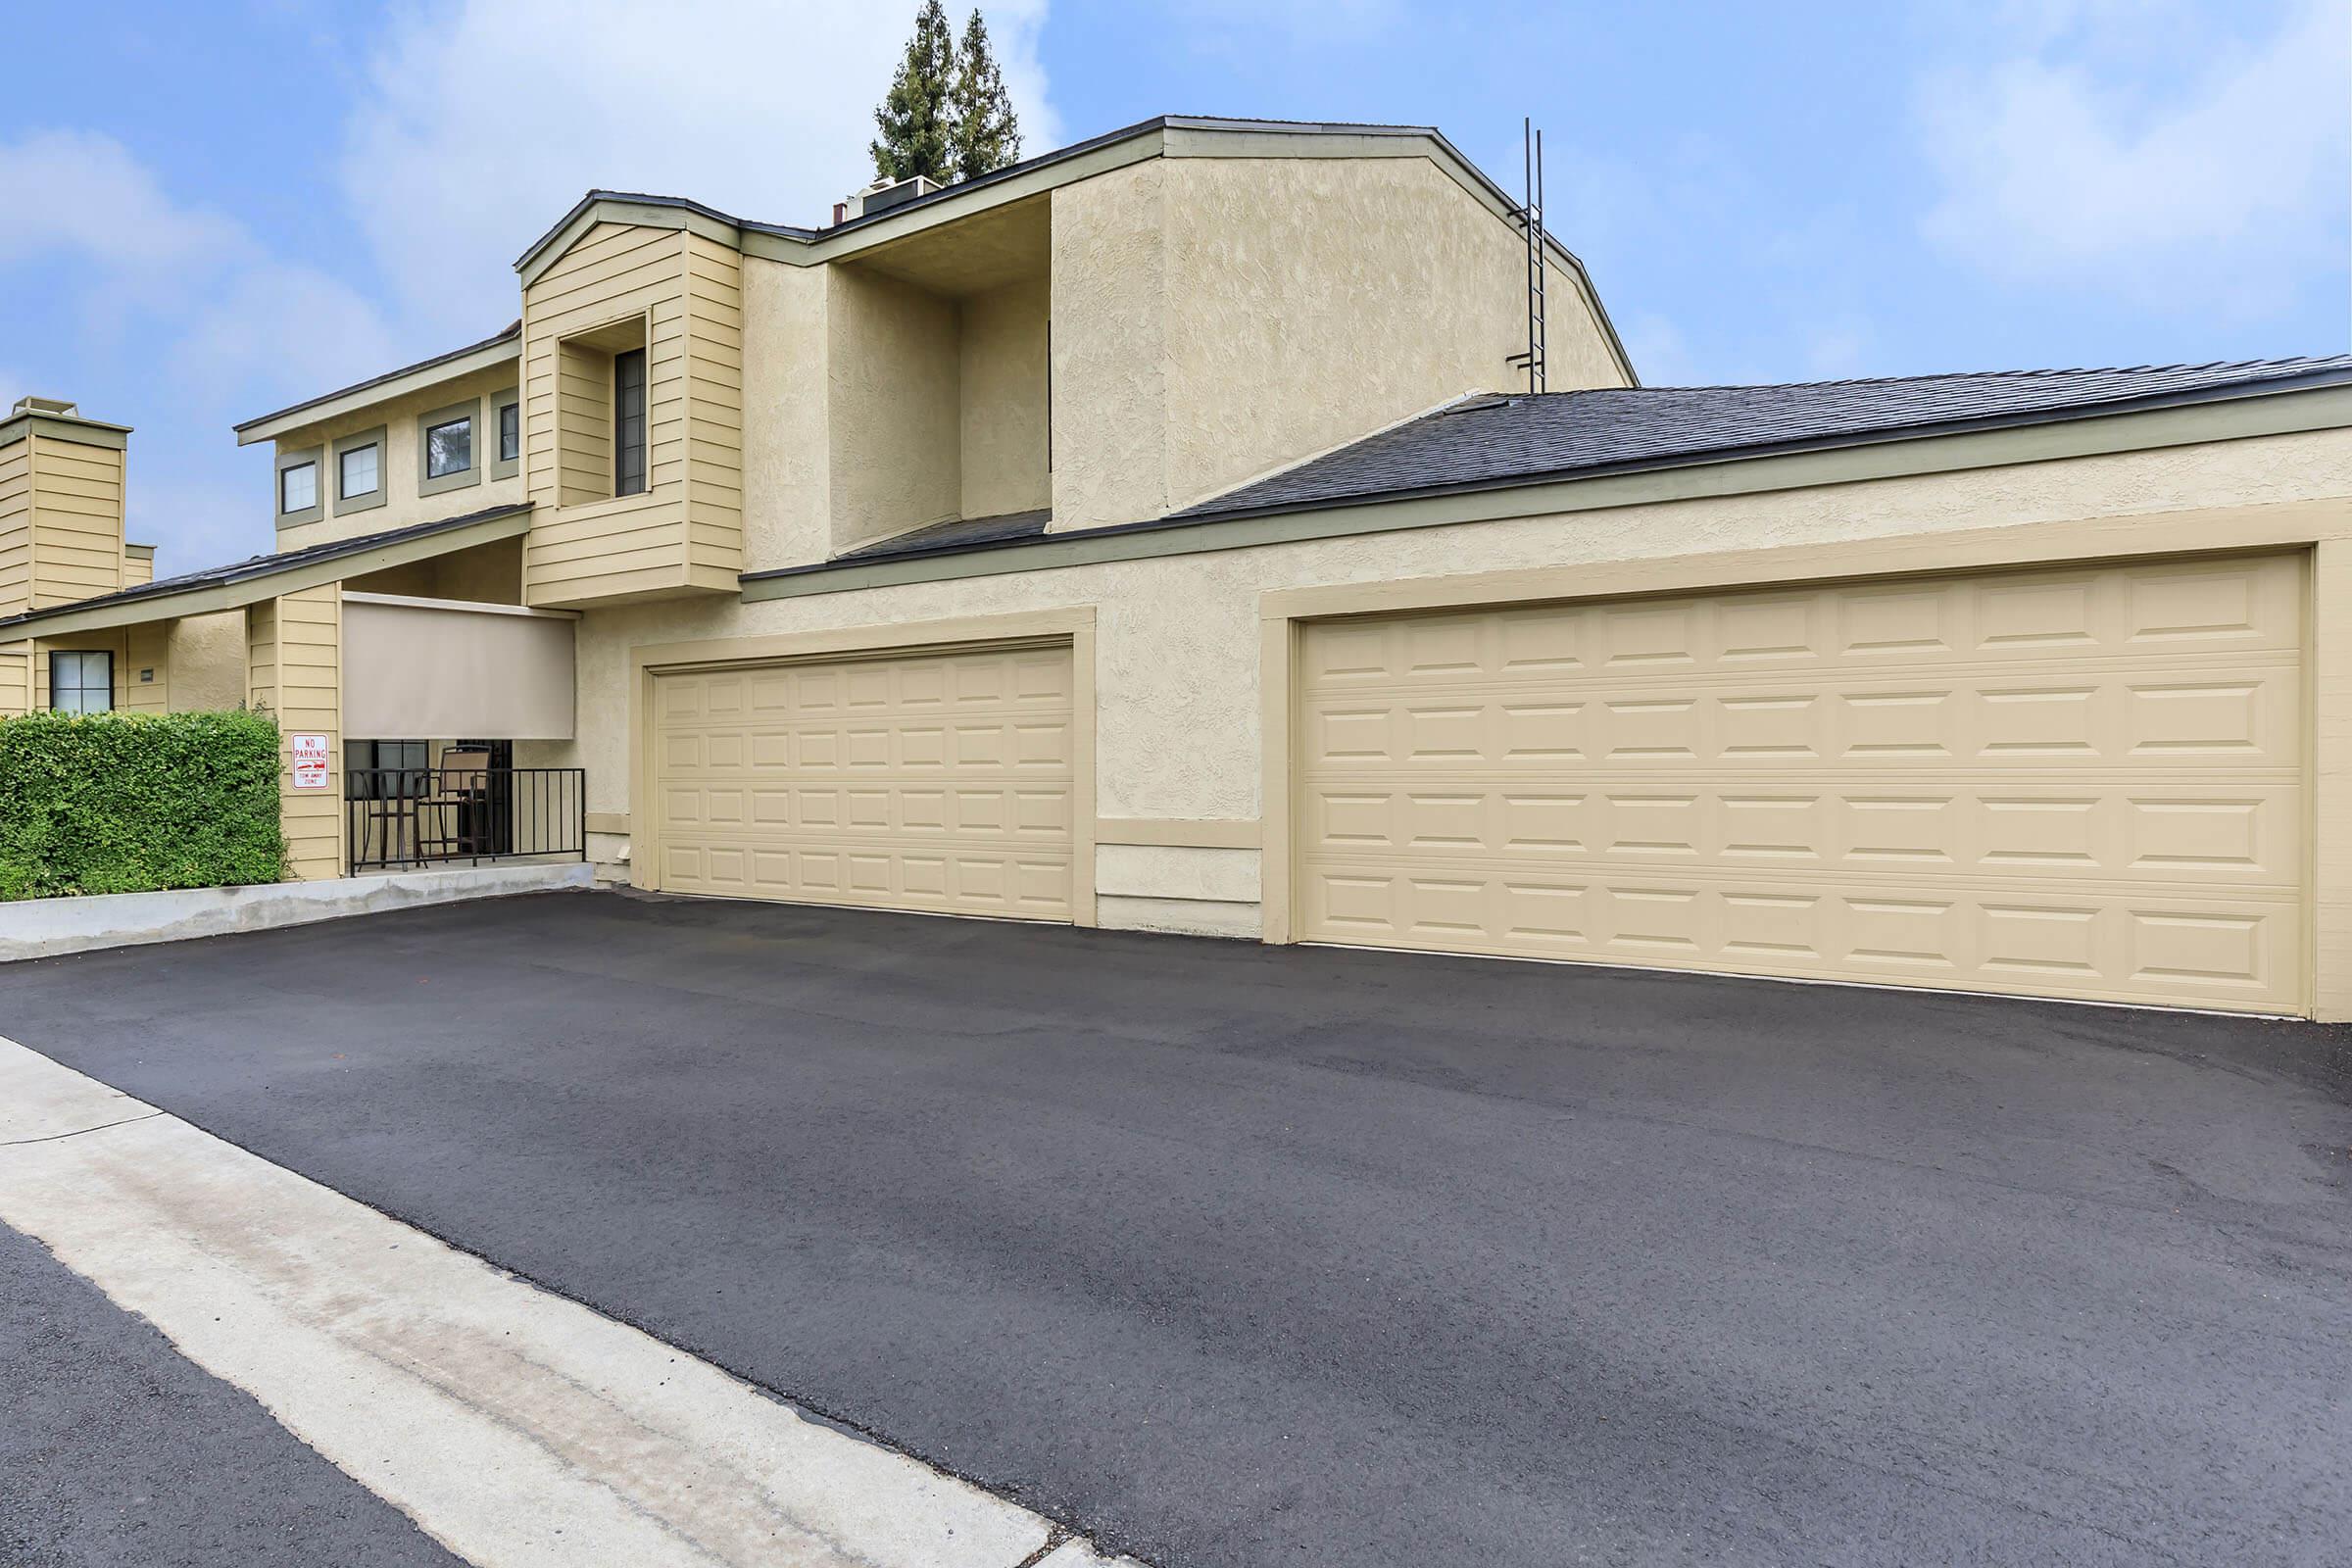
[0,504,533,632]
[1173,356,2352,519]
[837,508,1053,563]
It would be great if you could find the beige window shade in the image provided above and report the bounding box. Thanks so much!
[342,594,575,740]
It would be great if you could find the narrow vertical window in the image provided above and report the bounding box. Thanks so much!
[499,401,520,464]
[613,347,647,497]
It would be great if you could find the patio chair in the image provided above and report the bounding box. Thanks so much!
[416,746,493,861]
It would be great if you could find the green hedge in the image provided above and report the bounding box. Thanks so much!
[0,709,289,901]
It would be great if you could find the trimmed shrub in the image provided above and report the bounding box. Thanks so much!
[0,709,288,901]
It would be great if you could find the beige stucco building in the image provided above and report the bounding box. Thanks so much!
[8,116,2350,1019]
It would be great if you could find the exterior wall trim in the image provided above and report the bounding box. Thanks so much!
[1097,817,1262,850]
[275,443,325,529]
[740,386,2352,603]
[0,413,130,452]
[416,397,485,499]
[1254,498,2352,1019]
[330,424,390,516]
[626,606,1100,927]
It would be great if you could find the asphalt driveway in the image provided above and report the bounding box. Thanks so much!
[6,890,2350,1567]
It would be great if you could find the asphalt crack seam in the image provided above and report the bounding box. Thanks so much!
[1009,1528,1073,1567]
[0,1110,164,1147]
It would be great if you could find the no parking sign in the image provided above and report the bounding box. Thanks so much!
[290,732,331,790]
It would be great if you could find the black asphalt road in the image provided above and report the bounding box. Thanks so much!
[0,1219,460,1568]
[6,890,2351,1567]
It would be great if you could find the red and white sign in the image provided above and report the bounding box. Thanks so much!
[289,732,331,791]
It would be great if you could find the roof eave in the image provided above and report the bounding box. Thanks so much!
[0,504,535,641]
[233,324,523,445]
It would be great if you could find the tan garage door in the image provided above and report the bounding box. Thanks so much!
[653,641,1075,919]
[1295,553,2308,1013]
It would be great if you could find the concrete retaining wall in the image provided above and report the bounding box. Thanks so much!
[0,863,596,962]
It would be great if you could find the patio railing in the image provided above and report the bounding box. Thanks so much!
[346,767,586,874]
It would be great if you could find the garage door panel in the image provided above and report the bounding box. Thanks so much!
[1310,557,2302,691]
[1304,661,2300,776]
[1298,555,2306,1011]
[654,644,1074,920]
[1304,779,2300,888]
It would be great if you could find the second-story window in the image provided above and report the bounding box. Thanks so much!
[613,348,647,497]
[425,414,473,479]
[499,402,520,465]
[279,459,317,514]
[339,441,379,499]
[417,398,481,498]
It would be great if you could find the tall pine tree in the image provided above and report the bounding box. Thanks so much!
[873,4,1022,186]
[870,0,957,182]
[949,11,1021,180]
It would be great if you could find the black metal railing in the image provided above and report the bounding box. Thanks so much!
[346,767,586,874]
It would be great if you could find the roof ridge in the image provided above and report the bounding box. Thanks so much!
[1561,355,2352,397]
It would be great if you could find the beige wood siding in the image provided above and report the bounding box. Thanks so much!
[247,586,343,880]
[556,338,613,506]
[521,221,744,607]
[0,640,29,715]
[1294,554,2308,1013]
[27,434,125,609]
[652,643,1074,919]
[683,231,745,587]
[0,438,30,616]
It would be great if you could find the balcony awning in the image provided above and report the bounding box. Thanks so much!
[342,591,575,740]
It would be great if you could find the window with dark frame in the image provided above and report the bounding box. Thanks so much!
[49,651,113,713]
[343,738,429,800]
[613,347,647,497]
[424,415,473,479]
[499,401,520,465]
[279,459,318,514]
[339,441,380,499]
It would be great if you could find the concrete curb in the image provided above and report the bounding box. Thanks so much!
[0,1040,1142,1568]
[0,862,596,962]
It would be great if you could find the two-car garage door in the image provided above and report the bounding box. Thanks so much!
[1294,553,2308,1013]
[653,642,1076,920]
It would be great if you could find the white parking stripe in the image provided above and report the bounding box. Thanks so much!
[0,1038,1114,1568]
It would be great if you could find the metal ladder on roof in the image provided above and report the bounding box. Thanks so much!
[1506,119,1547,396]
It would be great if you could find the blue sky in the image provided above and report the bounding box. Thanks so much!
[5,0,2344,575]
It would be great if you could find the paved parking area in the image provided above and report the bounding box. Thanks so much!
[6,890,2350,1567]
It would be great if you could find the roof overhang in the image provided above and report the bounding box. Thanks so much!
[234,325,522,446]
[0,505,533,641]
[516,117,1639,388]
[739,378,2352,603]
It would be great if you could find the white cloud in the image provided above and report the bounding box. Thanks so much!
[344,0,1061,340]
[0,128,397,400]
[0,130,243,280]
[1917,0,2349,316]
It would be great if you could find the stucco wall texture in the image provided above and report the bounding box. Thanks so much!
[1047,156,1627,533]
[564,427,2352,939]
